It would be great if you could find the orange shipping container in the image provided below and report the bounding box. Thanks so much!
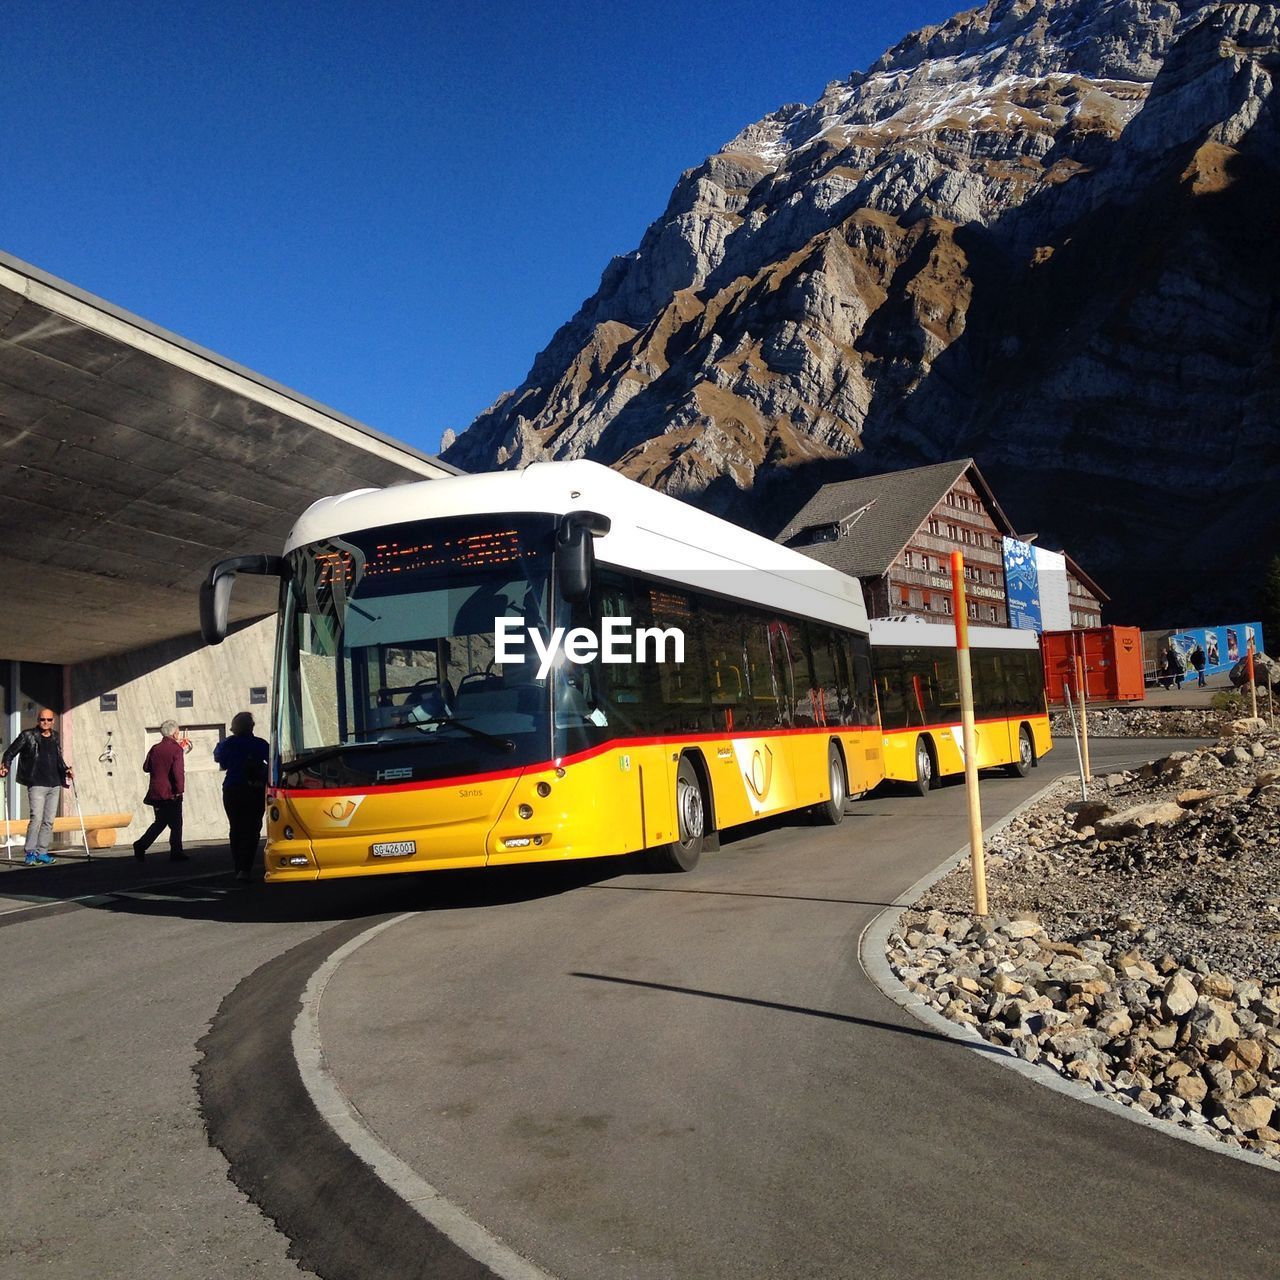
[1041,626,1145,705]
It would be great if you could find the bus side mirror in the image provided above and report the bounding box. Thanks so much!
[199,554,286,644]
[556,511,611,604]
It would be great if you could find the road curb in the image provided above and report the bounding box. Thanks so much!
[294,915,557,1280]
[857,775,1280,1176]
[197,916,550,1280]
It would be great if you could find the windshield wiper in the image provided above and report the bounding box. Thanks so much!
[281,716,515,774]
[408,715,515,753]
[280,738,403,774]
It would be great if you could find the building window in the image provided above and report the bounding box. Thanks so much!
[909,589,923,609]
[967,602,978,619]
[921,554,931,572]
[922,595,933,611]
[903,550,914,569]
[941,597,952,615]
[928,518,940,536]
[901,587,911,605]
[947,524,958,540]
[988,570,997,584]
[987,606,997,622]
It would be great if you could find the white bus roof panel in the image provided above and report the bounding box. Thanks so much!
[284,460,869,633]
[870,619,1041,651]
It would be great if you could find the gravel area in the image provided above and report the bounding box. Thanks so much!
[886,717,1280,1162]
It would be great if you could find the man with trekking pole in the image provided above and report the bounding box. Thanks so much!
[0,708,74,866]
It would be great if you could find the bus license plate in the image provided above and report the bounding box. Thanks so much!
[371,840,416,858]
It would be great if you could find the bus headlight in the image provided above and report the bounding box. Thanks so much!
[518,804,534,820]
[536,781,551,797]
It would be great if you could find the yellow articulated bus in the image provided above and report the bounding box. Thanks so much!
[869,619,1052,796]
[200,460,884,882]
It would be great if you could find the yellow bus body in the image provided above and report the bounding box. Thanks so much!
[879,713,1052,786]
[265,725,884,882]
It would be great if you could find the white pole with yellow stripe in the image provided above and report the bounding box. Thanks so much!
[950,551,988,918]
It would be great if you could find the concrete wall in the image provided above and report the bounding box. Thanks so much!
[64,619,275,846]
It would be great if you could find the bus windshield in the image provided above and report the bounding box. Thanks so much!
[277,513,555,787]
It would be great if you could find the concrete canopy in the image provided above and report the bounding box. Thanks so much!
[0,251,458,665]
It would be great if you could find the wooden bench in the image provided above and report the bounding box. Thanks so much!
[2,812,133,850]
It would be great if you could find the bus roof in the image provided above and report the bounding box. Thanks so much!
[284,460,868,633]
[870,619,1041,651]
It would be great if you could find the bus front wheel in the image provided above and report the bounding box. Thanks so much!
[815,742,847,826]
[1008,724,1035,777]
[646,755,705,872]
[913,736,936,797]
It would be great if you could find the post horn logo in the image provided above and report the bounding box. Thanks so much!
[322,798,364,827]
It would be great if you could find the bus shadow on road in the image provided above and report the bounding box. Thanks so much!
[0,854,648,928]
[93,857,645,925]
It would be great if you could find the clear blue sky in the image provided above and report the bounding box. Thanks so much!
[5,0,959,456]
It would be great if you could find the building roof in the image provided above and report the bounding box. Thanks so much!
[0,249,458,664]
[775,459,1018,578]
[1063,552,1110,604]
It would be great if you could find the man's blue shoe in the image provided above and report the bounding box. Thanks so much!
[32,852,55,865]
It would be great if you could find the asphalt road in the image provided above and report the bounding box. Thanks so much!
[2,739,1274,1279]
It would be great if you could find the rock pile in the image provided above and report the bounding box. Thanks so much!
[1048,705,1231,739]
[887,724,1280,1161]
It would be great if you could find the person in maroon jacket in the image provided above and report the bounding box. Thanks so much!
[134,720,187,862]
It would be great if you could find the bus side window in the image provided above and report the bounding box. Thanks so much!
[802,622,842,727]
[932,652,961,720]
[702,601,744,718]
[651,585,709,732]
[971,651,1003,719]
[593,572,649,723]
[767,620,796,728]
[900,649,938,727]
[742,618,780,729]
[874,648,908,730]
[850,634,874,727]
[832,633,857,726]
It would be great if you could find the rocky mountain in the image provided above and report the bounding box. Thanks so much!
[442,0,1280,626]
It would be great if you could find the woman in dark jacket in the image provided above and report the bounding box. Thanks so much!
[214,712,270,882]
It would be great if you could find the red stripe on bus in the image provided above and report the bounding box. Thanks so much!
[274,721,883,799]
[881,714,1046,736]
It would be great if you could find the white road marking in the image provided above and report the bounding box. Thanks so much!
[293,914,559,1280]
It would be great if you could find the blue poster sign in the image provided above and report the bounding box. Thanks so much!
[1167,622,1265,677]
[1002,537,1042,632]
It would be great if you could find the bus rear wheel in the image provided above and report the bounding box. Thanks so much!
[913,736,936,797]
[1008,724,1034,777]
[646,755,705,872]
[815,742,847,826]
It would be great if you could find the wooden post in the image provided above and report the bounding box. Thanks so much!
[1062,686,1088,802]
[1247,638,1258,720]
[950,551,987,917]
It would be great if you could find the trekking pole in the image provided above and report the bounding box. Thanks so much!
[70,777,91,862]
[1063,686,1087,802]
[2,777,12,863]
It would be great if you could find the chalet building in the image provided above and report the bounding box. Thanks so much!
[1066,555,1107,629]
[775,458,1107,629]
